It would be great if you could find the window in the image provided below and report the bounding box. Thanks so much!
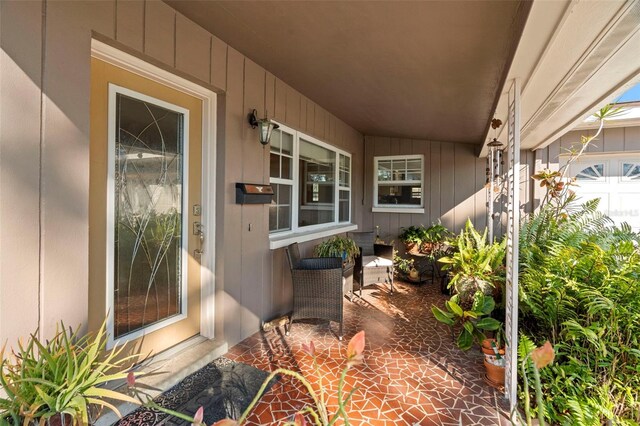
[374,155,424,211]
[575,164,605,181]
[269,124,351,234]
[622,163,640,181]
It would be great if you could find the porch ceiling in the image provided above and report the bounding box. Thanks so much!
[165,0,531,144]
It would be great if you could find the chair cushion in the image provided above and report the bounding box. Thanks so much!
[362,255,393,268]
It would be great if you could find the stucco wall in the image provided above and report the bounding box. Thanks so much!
[0,0,364,348]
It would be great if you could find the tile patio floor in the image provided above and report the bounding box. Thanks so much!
[225,280,510,425]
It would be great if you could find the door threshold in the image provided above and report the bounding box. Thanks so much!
[94,336,228,426]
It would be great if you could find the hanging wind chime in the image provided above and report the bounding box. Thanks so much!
[486,118,504,242]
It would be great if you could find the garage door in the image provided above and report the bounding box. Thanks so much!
[568,155,640,231]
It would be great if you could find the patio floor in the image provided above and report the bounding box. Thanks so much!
[225,280,510,425]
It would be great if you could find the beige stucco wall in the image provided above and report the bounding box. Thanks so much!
[0,0,364,348]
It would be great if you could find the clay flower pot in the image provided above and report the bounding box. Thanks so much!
[484,358,505,387]
[404,242,420,255]
[481,338,505,357]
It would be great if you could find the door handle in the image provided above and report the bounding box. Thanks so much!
[194,222,205,256]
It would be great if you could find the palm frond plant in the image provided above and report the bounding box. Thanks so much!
[0,322,142,425]
[314,236,359,264]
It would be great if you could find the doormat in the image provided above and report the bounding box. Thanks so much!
[115,357,278,425]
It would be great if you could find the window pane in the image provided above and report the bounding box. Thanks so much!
[407,159,421,170]
[281,156,292,180]
[270,128,281,150]
[278,206,291,230]
[114,93,184,339]
[339,190,350,222]
[299,139,335,227]
[407,172,421,181]
[377,160,392,181]
[269,184,292,232]
[339,154,350,187]
[270,153,280,178]
[378,184,422,205]
[282,132,293,156]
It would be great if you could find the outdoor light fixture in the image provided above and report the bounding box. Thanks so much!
[248,109,279,145]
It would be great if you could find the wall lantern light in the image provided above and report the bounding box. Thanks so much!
[248,109,279,146]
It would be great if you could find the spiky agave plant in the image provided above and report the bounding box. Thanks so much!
[0,322,142,425]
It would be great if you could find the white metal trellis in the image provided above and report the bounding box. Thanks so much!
[504,79,521,411]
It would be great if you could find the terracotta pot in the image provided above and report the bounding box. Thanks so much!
[420,242,435,255]
[404,242,420,255]
[481,338,505,357]
[484,359,505,387]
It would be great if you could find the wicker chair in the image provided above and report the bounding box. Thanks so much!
[285,243,345,340]
[348,231,394,295]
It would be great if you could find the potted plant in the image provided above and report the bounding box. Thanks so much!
[431,292,501,350]
[438,219,506,309]
[393,254,420,282]
[314,235,359,265]
[420,222,451,255]
[0,322,141,425]
[398,226,424,255]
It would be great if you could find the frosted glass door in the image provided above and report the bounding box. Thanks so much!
[113,91,187,339]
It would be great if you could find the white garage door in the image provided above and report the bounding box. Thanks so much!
[567,155,640,231]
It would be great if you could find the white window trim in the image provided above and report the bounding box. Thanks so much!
[269,123,354,246]
[373,154,425,213]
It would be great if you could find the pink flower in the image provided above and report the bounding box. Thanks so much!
[126,371,136,388]
[531,341,555,369]
[346,330,365,368]
[301,341,316,357]
[211,420,239,426]
[293,413,307,426]
[191,406,204,426]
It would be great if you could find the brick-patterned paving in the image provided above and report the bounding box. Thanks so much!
[226,280,510,425]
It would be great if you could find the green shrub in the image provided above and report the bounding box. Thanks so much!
[518,200,640,424]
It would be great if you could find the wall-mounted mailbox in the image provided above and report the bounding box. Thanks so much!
[235,183,274,204]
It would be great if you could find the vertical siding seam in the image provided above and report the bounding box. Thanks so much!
[113,0,118,42]
[208,36,212,85]
[38,0,48,339]
[172,13,176,68]
[142,0,146,52]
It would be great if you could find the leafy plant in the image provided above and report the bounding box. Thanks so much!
[314,236,359,264]
[439,219,505,308]
[398,225,424,245]
[431,292,501,350]
[518,199,640,424]
[0,322,141,425]
[393,253,415,275]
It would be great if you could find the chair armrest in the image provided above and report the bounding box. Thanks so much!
[296,257,342,270]
[374,243,394,260]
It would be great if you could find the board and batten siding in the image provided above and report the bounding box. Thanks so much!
[0,0,363,348]
[361,136,489,242]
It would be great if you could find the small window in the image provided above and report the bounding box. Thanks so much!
[374,155,424,209]
[575,164,604,181]
[622,163,640,181]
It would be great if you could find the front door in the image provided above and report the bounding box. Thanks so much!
[90,58,203,354]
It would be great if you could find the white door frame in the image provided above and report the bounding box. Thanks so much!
[91,39,217,339]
